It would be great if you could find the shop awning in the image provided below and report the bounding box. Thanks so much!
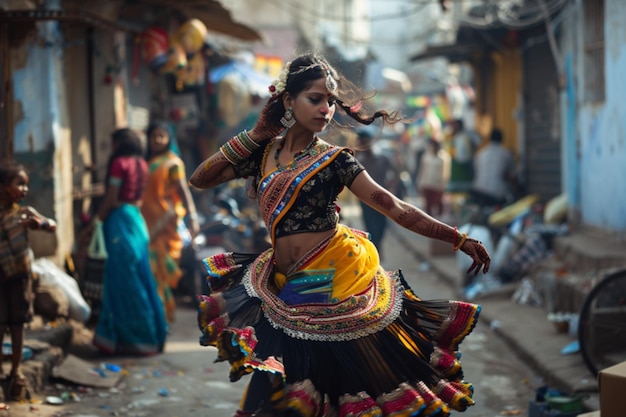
[121,0,263,41]
[0,8,133,32]
[209,60,273,97]
[0,1,263,42]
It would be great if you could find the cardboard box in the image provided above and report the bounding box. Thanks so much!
[577,412,600,417]
[599,361,626,417]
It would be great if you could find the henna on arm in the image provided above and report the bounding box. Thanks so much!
[394,202,458,244]
[365,186,490,275]
[393,201,490,275]
[189,152,234,189]
[371,191,394,210]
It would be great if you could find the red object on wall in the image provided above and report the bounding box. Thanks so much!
[141,26,169,72]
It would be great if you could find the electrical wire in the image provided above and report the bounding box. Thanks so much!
[459,0,570,30]
[266,0,430,22]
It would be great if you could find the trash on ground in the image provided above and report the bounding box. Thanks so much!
[45,396,64,405]
[560,340,580,355]
[511,277,543,306]
[1,342,33,361]
[52,354,122,388]
[500,405,522,415]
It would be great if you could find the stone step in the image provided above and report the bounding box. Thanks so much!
[552,229,626,275]
[1,317,74,401]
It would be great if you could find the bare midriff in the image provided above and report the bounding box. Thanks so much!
[273,229,336,274]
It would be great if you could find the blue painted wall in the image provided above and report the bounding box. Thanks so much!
[577,0,626,231]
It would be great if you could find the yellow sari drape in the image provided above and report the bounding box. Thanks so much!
[141,151,188,322]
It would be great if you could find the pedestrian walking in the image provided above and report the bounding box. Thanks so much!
[141,121,200,323]
[447,119,478,193]
[355,127,399,259]
[92,128,167,355]
[470,128,518,206]
[417,137,450,216]
[190,53,490,417]
[0,162,57,400]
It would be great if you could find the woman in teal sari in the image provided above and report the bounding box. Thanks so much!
[190,54,491,417]
[93,128,167,355]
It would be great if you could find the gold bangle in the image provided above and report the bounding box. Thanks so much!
[453,232,468,251]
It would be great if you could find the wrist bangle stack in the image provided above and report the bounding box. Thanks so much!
[453,232,468,251]
[220,130,260,165]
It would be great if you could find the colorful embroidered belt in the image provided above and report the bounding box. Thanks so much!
[243,249,403,342]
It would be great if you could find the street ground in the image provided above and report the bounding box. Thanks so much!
[1,201,543,417]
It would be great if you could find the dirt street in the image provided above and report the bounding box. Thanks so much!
[3,220,541,417]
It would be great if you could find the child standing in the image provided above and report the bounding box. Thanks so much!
[0,162,57,400]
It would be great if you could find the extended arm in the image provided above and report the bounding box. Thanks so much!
[19,206,57,232]
[188,151,237,190]
[349,171,490,275]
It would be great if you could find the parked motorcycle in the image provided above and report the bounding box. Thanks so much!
[176,191,271,303]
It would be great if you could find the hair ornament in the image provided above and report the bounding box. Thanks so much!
[322,66,338,94]
[269,61,291,96]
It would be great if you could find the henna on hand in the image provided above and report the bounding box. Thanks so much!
[251,97,285,141]
[461,238,491,275]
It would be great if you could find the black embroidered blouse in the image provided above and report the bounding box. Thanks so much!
[232,139,365,238]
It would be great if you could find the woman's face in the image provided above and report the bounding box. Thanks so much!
[4,170,29,204]
[149,127,170,155]
[290,78,336,133]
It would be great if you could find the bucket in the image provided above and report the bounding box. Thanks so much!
[544,393,584,413]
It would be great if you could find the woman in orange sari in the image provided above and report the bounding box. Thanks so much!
[142,122,200,322]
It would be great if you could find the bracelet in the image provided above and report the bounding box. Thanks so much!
[238,130,260,153]
[453,232,468,251]
[219,130,260,165]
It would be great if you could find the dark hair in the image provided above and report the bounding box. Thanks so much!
[266,53,407,132]
[0,162,26,186]
[145,121,171,159]
[105,128,144,184]
[111,128,144,157]
[490,128,503,143]
[427,137,441,152]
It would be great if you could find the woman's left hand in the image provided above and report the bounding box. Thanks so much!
[460,238,491,276]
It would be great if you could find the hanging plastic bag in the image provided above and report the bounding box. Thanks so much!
[87,219,108,260]
[81,220,107,315]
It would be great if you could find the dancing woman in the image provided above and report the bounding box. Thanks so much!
[190,53,490,417]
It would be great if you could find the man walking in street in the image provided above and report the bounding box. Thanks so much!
[471,128,518,206]
[355,128,400,261]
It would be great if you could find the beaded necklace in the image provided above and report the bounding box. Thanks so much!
[274,137,317,170]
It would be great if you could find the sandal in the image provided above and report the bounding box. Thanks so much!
[9,371,29,402]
